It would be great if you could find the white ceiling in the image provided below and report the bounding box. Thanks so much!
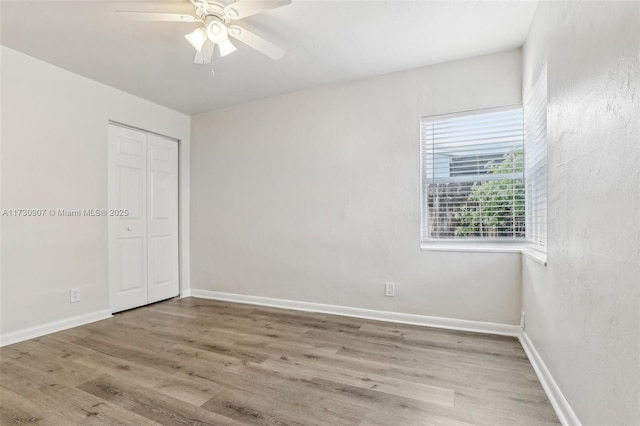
[0,1,538,115]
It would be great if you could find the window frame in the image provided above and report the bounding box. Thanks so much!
[419,105,526,252]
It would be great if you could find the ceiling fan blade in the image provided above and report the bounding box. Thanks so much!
[224,0,291,20]
[194,41,215,64]
[117,12,199,23]
[228,25,285,60]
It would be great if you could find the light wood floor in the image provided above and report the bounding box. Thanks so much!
[0,297,559,425]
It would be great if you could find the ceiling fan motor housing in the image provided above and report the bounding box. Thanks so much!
[194,1,229,22]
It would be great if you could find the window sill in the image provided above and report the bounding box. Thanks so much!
[521,248,547,266]
[421,242,548,265]
[421,242,525,254]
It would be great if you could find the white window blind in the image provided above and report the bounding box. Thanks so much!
[421,107,525,242]
[524,64,548,252]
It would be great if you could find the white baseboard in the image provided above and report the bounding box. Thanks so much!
[180,288,191,298]
[519,332,581,426]
[189,289,521,336]
[0,309,112,347]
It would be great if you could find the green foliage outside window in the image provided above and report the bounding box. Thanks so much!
[455,151,525,238]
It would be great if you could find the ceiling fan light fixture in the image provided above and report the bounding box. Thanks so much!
[119,0,291,64]
[206,21,228,43]
[185,27,207,52]
[218,39,237,57]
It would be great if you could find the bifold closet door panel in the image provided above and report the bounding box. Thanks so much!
[146,134,179,303]
[108,125,148,313]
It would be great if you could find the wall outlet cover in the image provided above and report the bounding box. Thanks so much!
[385,282,395,297]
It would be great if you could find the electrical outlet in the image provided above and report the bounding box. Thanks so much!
[385,282,395,297]
[70,288,80,303]
[521,311,526,330]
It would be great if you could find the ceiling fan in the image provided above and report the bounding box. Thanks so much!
[117,0,291,64]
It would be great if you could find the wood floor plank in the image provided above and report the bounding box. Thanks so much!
[0,386,71,425]
[73,352,217,406]
[78,374,244,426]
[0,297,559,425]
[198,363,369,425]
[84,317,271,365]
[214,359,455,426]
[1,343,104,387]
[1,363,159,425]
[304,377,473,426]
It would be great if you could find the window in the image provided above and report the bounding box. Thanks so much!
[420,106,525,247]
[524,64,548,255]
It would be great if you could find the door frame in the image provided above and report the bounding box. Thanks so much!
[107,120,185,308]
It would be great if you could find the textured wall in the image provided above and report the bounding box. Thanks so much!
[522,2,640,424]
[0,47,191,335]
[191,50,523,325]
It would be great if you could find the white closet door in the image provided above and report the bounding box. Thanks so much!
[146,134,179,303]
[108,125,148,312]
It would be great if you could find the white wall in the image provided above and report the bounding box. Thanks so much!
[0,47,191,336]
[191,50,523,325]
[522,2,639,425]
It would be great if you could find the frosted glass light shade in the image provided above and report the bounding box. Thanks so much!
[218,39,237,57]
[206,21,228,43]
[185,27,207,52]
